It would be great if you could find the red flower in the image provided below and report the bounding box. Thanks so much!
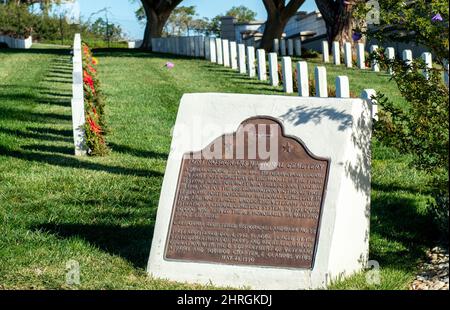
[83,70,96,94]
[87,117,102,135]
[83,45,90,56]
[87,64,97,74]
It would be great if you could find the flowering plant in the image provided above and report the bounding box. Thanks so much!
[355,0,449,236]
[82,42,109,156]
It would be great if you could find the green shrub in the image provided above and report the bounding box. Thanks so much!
[301,48,319,58]
[0,3,126,46]
[356,0,449,238]
[0,3,34,38]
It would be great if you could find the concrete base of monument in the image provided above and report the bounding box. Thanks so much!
[147,93,372,290]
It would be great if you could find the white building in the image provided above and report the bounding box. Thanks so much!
[220,11,326,49]
[284,11,326,40]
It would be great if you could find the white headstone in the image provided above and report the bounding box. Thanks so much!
[183,38,188,55]
[174,37,178,55]
[315,66,328,97]
[194,36,201,57]
[357,43,365,69]
[385,47,395,75]
[344,42,352,68]
[257,49,267,81]
[71,33,86,156]
[295,39,302,56]
[238,44,247,74]
[402,49,413,72]
[287,39,294,56]
[70,98,87,156]
[74,33,81,48]
[247,46,256,78]
[336,76,350,98]
[176,37,182,55]
[189,37,195,57]
[370,45,380,72]
[198,36,205,58]
[282,57,293,93]
[333,41,341,65]
[268,53,279,87]
[273,39,280,54]
[222,40,230,67]
[297,61,309,97]
[147,92,372,290]
[322,41,329,63]
[361,89,378,121]
[280,39,287,56]
[209,37,216,62]
[230,41,238,70]
[216,38,223,65]
[421,52,432,80]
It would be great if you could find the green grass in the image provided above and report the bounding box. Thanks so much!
[0,46,439,290]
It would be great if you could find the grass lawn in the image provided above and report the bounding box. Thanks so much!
[0,44,440,290]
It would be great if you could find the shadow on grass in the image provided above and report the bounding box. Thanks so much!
[0,106,72,123]
[21,144,74,155]
[48,64,72,70]
[26,127,73,137]
[34,223,154,269]
[0,48,70,55]
[43,78,71,84]
[369,193,438,271]
[49,68,72,74]
[0,145,164,178]
[39,90,72,98]
[36,98,71,108]
[0,84,58,91]
[238,85,285,94]
[372,182,433,196]
[108,142,168,160]
[45,73,72,81]
[0,127,73,143]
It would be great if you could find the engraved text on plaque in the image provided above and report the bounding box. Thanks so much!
[165,117,329,269]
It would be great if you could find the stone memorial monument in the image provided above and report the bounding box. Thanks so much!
[147,93,372,289]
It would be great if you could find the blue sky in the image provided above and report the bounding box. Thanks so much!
[75,0,318,40]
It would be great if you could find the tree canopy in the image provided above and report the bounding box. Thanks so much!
[165,5,197,36]
[225,5,257,23]
[5,0,73,15]
[206,5,258,37]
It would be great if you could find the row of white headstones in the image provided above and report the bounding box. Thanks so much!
[320,40,448,83]
[152,35,448,87]
[205,37,378,121]
[0,35,33,49]
[71,33,87,156]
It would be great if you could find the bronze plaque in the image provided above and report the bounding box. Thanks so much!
[165,117,330,269]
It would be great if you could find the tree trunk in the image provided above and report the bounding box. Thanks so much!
[328,2,354,46]
[316,0,366,52]
[141,8,171,49]
[260,0,306,52]
[140,0,183,50]
[260,14,289,51]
